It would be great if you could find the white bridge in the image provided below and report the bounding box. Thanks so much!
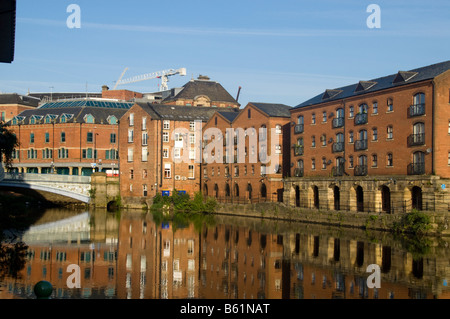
[0,172,91,203]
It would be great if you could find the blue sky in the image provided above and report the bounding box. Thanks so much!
[1,0,449,107]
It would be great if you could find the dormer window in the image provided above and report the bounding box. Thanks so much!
[84,114,95,124]
[30,115,43,124]
[60,113,74,123]
[107,115,118,125]
[45,114,58,124]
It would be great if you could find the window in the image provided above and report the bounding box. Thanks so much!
[448,153,450,166]
[130,169,134,179]
[413,93,425,106]
[248,109,251,118]
[163,148,169,158]
[82,148,95,159]
[387,153,393,166]
[349,106,354,118]
[58,148,69,159]
[163,120,170,130]
[189,147,195,160]
[127,148,133,162]
[275,124,282,134]
[349,131,354,143]
[163,132,169,143]
[164,164,171,178]
[311,135,316,147]
[234,166,239,177]
[372,154,378,167]
[142,117,147,130]
[311,158,316,170]
[322,157,327,169]
[142,147,148,162]
[27,149,37,159]
[373,102,378,114]
[387,126,393,139]
[275,144,281,154]
[108,115,117,125]
[110,133,116,144]
[188,165,195,179]
[128,129,134,143]
[387,98,393,112]
[85,114,95,124]
[60,132,66,142]
[30,133,34,143]
[129,113,134,126]
[349,156,354,168]
[174,148,181,159]
[189,133,195,144]
[372,128,378,141]
[45,132,50,143]
[322,111,327,122]
[87,132,93,143]
[297,116,304,125]
[311,113,316,124]
[321,134,326,146]
[190,121,195,131]
[143,169,148,178]
[42,148,53,159]
[359,103,368,114]
[251,165,255,175]
[142,132,148,145]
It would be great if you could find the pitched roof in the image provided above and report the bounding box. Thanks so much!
[0,93,40,107]
[248,102,292,118]
[143,103,240,122]
[163,78,239,105]
[217,110,241,122]
[294,60,450,109]
[9,99,131,125]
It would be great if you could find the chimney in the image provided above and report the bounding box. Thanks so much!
[102,85,109,91]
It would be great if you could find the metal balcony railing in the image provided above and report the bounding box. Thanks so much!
[293,168,304,177]
[407,133,425,147]
[294,146,304,156]
[354,165,368,176]
[354,113,368,125]
[332,165,345,177]
[332,142,344,153]
[332,117,344,129]
[407,162,425,175]
[294,124,304,134]
[354,139,368,151]
[409,104,425,117]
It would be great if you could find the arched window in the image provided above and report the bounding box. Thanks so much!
[297,115,304,125]
[413,93,425,106]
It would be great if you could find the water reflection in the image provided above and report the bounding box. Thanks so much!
[1,207,450,299]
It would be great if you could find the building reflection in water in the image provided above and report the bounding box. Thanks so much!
[1,208,450,299]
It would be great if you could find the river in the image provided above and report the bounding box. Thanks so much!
[0,206,449,299]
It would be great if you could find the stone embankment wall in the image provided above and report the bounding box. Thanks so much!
[214,202,450,236]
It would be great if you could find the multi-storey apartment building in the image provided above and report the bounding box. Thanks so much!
[8,99,132,175]
[285,60,450,213]
[118,102,239,206]
[202,102,291,203]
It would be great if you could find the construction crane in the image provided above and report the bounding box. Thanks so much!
[113,67,186,91]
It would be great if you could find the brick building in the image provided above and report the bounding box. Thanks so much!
[118,102,239,206]
[285,60,450,213]
[0,93,39,123]
[8,99,133,175]
[202,102,291,203]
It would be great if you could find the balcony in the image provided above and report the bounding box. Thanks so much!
[407,133,425,147]
[409,104,425,117]
[354,113,368,125]
[354,165,368,176]
[294,124,304,134]
[332,117,344,129]
[407,162,425,175]
[354,139,368,151]
[293,168,304,177]
[294,145,304,156]
[332,142,344,153]
[332,165,344,177]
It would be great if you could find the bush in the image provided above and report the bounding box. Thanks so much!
[393,210,431,236]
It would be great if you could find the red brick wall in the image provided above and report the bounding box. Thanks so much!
[433,70,450,178]
[102,90,143,101]
[290,81,436,178]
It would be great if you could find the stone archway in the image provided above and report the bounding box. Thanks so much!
[295,185,300,207]
[356,186,364,212]
[260,183,267,199]
[313,185,319,209]
[381,185,391,213]
[333,186,341,211]
[411,186,423,211]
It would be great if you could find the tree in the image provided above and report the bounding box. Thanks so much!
[0,122,18,168]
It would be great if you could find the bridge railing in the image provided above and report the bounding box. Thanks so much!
[3,172,91,184]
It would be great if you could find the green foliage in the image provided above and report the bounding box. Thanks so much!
[150,190,217,214]
[393,210,432,236]
[0,123,18,168]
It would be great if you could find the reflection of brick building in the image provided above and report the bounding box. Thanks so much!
[285,61,450,213]
[116,212,200,299]
[202,102,291,203]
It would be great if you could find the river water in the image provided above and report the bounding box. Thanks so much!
[0,207,449,299]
